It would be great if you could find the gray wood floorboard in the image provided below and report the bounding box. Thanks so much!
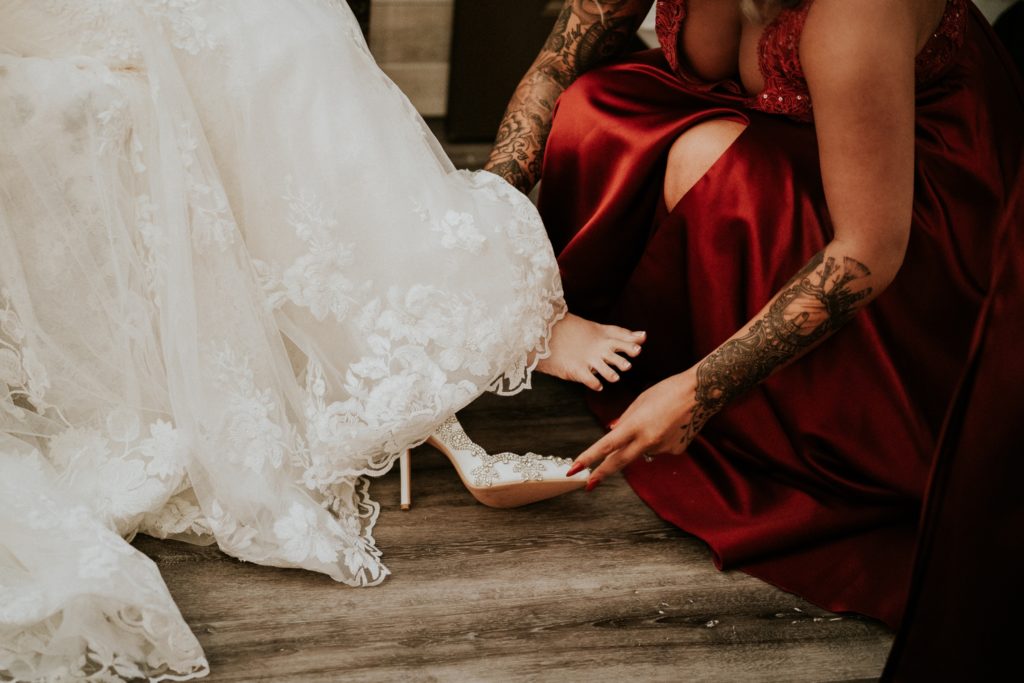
[134,375,892,682]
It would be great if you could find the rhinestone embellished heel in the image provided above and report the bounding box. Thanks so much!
[399,449,411,511]
[403,415,589,509]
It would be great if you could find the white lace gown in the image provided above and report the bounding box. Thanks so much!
[0,1,565,680]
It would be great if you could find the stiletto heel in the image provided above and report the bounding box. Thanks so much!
[399,449,411,511]
[425,415,588,508]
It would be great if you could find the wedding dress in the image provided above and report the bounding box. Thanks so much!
[0,1,566,680]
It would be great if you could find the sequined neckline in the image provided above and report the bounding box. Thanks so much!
[751,0,815,119]
[655,0,968,122]
[914,0,968,83]
[751,0,967,120]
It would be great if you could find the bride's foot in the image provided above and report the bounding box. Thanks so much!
[537,314,646,391]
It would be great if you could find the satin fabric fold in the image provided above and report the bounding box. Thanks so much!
[538,4,1022,629]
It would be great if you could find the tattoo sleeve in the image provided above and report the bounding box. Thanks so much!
[679,249,875,445]
[484,0,649,194]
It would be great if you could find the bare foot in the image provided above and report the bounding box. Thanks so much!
[537,313,646,391]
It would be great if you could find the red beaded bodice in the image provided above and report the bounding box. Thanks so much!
[655,0,968,121]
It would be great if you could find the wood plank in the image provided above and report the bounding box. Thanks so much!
[369,1,453,63]
[369,0,453,115]
[135,374,892,681]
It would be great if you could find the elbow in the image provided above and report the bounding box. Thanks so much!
[885,217,912,276]
[873,230,910,291]
[834,222,910,292]
[535,55,576,89]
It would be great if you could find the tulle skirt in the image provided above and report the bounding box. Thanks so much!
[0,1,564,679]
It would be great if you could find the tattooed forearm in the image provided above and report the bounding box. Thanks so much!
[485,70,563,194]
[679,250,874,444]
[485,0,646,193]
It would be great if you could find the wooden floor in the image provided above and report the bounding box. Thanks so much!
[134,375,893,682]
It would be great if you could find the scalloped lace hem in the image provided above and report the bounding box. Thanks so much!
[489,289,568,397]
[1,599,210,682]
[349,296,568,585]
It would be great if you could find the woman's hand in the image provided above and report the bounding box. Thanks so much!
[566,369,707,489]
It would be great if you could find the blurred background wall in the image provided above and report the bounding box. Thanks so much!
[977,0,1017,20]
[369,0,453,117]
[363,0,643,126]
[355,0,1021,141]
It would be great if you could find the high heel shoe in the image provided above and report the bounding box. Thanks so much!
[399,415,588,510]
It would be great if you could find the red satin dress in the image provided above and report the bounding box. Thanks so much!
[538,0,1024,633]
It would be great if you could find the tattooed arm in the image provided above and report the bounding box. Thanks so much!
[569,0,919,485]
[568,244,883,486]
[484,0,652,194]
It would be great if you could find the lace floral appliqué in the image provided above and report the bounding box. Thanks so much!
[254,180,368,322]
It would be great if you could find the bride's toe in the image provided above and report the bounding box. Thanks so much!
[577,367,604,391]
[606,353,633,372]
[592,361,620,383]
[607,325,646,343]
[614,340,644,358]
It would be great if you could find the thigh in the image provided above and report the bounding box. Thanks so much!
[663,118,748,211]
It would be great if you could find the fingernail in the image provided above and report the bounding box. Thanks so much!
[596,384,603,392]
[566,462,584,477]
[634,345,642,353]
[609,419,620,429]
[635,331,647,339]
[585,479,599,492]
[624,362,632,369]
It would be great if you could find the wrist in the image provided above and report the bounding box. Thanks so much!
[678,366,722,422]
[670,369,698,403]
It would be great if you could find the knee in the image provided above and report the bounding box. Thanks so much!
[663,119,747,211]
[550,66,624,149]
[559,66,614,111]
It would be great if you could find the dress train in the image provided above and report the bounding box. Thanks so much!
[0,1,565,679]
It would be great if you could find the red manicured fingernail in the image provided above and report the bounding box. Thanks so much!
[566,462,584,477]
[585,479,599,492]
